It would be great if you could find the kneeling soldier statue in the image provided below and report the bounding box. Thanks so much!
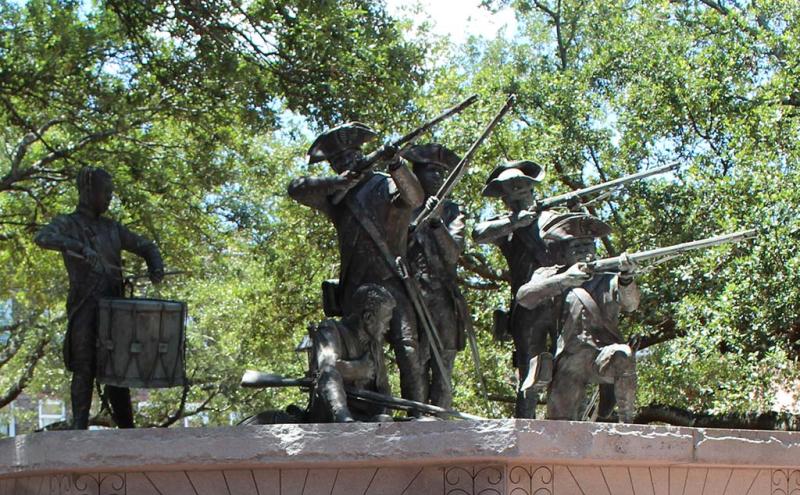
[515,213,640,423]
[308,284,396,423]
[35,167,163,429]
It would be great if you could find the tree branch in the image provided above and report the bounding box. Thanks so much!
[461,278,504,291]
[157,372,194,427]
[635,403,800,430]
[698,0,730,15]
[1,127,119,192]
[459,251,511,283]
[0,334,50,409]
[154,386,219,428]
[629,316,683,350]
[0,322,30,368]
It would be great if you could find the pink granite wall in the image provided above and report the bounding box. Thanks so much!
[1,465,796,494]
[0,420,797,495]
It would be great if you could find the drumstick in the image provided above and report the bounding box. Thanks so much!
[65,249,123,273]
[66,250,185,280]
[126,270,189,281]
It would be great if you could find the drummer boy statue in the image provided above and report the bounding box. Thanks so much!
[35,167,163,429]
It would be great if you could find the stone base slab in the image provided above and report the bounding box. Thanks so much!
[0,419,798,494]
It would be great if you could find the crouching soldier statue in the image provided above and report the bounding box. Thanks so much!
[241,285,483,423]
[307,284,396,423]
[34,167,163,429]
[516,213,640,423]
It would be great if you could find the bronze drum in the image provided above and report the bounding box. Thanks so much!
[96,298,187,388]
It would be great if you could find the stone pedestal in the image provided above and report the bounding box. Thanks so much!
[1,419,798,494]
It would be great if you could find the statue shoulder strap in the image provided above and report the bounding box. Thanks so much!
[571,287,623,342]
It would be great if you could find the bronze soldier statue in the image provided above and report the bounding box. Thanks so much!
[472,161,553,418]
[403,144,473,409]
[307,284,395,423]
[287,123,428,405]
[34,167,163,429]
[516,213,640,423]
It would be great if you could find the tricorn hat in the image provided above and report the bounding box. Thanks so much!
[400,143,461,170]
[540,212,611,242]
[307,122,378,164]
[481,160,546,197]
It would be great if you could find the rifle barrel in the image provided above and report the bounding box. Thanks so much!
[395,94,479,147]
[358,94,480,173]
[592,229,757,272]
[241,370,484,420]
[347,388,485,420]
[537,162,679,211]
[331,95,479,205]
[412,94,516,228]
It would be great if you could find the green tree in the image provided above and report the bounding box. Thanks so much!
[0,0,428,428]
[422,0,800,418]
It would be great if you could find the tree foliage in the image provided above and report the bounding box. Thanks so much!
[436,0,800,415]
[0,0,427,427]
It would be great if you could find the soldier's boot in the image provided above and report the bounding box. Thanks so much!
[328,394,354,423]
[614,372,637,424]
[595,384,617,421]
[395,339,426,416]
[70,373,94,430]
[429,350,456,410]
[106,385,134,428]
[332,409,355,423]
[515,389,538,419]
[520,353,553,392]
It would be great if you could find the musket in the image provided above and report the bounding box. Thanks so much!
[411,95,516,231]
[395,256,451,393]
[587,229,757,273]
[240,370,484,420]
[331,94,479,205]
[533,162,679,213]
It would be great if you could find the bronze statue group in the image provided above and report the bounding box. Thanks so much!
[36,98,754,429]
[280,117,643,424]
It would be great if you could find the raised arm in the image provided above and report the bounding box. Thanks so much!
[516,263,591,309]
[388,159,424,209]
[472,210,537,244]
[287,172,360,216]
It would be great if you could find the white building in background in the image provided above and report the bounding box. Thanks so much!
[0,299,11,344]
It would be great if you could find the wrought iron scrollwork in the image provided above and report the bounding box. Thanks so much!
[49,473,126,495]
[444,465,504,495]
[773,469,800,495]
[508,465,553,495]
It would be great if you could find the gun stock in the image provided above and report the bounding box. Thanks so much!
[240,370,484,420]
